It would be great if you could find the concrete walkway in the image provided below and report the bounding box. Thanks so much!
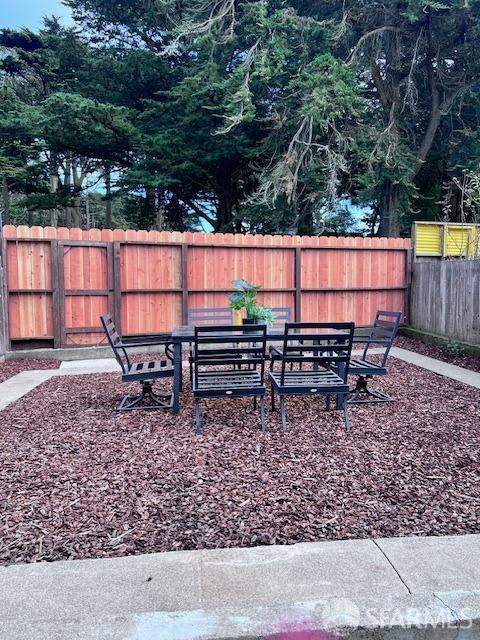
[390,347,480,389]
[0,534,479,639]
[0,359,121,411]
[1,347,479,412]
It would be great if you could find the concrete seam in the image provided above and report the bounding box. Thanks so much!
[433,593,461,640]
[372,539,412,595]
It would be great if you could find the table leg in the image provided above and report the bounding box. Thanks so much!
[173,342,181,414]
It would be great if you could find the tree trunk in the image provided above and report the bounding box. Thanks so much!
[104,164,113,229]
[64,207,72,228]
[51,208,59,227]
[377,179,401,237]
[71,158,85,228]
[64,157,72,228]
[297,201,314,236]
[72,195,82,228]
[154,205,165,231]
[49,165,60,228]
[1,176,11,226]
[215,161,235,232]
[216,190,233,232]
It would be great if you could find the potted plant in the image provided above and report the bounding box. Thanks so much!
[228,279,275,326]
[248,305,276,326]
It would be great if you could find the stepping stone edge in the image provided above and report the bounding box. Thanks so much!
[128,596,480,640]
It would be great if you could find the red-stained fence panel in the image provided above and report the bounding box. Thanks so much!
[0,225,411,348]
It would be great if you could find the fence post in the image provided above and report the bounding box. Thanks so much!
[0,234,8,360]
[294,246,302,322]
[404,247,413,325]
[51,240,62,349]
[181,243,188,324]
[113,242,122,334]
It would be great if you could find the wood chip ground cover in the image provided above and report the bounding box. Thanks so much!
[0,359,479,566]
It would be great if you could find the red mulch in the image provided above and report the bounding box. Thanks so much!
[395,336,480,373]
[0,359,60,383]
[0,360,479,566]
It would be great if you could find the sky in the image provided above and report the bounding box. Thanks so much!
[2,0,72,30]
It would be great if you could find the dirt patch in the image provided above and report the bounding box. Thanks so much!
[0,360,478,566]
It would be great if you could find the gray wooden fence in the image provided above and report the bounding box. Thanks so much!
[411,259,480,345]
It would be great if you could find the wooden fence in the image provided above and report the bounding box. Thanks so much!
[0,225,411,350]
[411,259,480,344]
[0,243,7,360]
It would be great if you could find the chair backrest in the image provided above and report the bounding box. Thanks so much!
[270,307,292,331]
[363,310,402,366]
[193,324,267,387]
[187,307,233,326]
[279,322,355,385]
[100,313,129,374]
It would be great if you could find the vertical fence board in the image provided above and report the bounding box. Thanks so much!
[411,259,480,344]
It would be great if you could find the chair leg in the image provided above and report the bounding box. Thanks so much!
[189,359,193,385]
[348,376,395,404]
[325,395,331,411]
[270,384,276,411]
[259,396,266,432]
[280,395,287,432]
[194,399,202,435]
[117,381,173,411]
[253,396,257,410]
[342,397,351,433]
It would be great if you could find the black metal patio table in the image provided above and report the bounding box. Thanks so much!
[170,324,352,414]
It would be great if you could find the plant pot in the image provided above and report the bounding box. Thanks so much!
[242,317,259,325]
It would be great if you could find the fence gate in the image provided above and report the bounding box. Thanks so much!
[57,240,114,348]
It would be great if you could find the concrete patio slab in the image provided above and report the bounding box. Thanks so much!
[0,535,479,639]
[390,348,480,389]
[376,535,480,593]
[198,540,406,609]
[0,369,55,411]
[59,358,119,371]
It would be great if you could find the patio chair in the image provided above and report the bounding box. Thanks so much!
[348,310,402,404]
[269,322,355,432]
[187,307,233,326]
[187,307,234,383]
[192,324,267,434]
[100,313,174,411]
[269,307,292,331]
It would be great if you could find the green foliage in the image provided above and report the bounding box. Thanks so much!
[229,279,261,316]
[1,1,480,235]
[228,279,275,323]
[249,305,276,325]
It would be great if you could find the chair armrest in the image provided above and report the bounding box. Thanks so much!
[269,346,283,360]
[120,334,173,348]
[353,338,391,345]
